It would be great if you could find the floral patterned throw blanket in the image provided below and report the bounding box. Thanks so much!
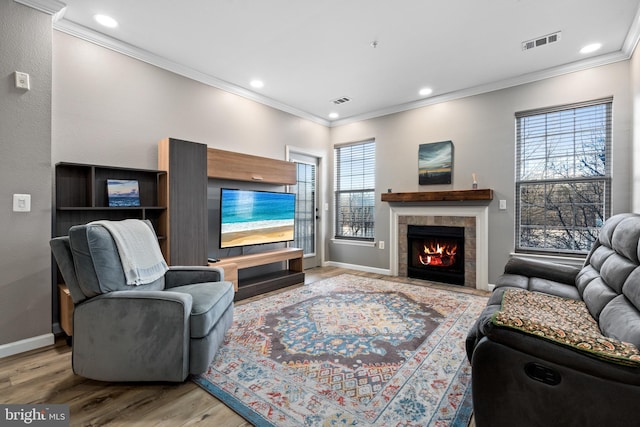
[492,289,640,367]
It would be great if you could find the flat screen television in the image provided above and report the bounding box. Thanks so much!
[219,188,296,249]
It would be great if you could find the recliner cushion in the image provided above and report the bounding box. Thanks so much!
[170,281,234,338]
[492,289,640,367]
[599,294,640,348]
[69,224,164,297]
[529,277,581,300]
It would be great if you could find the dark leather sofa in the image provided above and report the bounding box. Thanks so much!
[466,213,640,427]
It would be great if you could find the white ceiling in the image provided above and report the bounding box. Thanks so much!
[50,0,640,126]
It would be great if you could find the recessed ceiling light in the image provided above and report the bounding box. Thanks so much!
[419,87,433,96]
[580,43,602,54]
[250,80,264,89]
[94,14,118,28]
[329,112,339,119]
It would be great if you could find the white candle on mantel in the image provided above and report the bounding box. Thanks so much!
[472,173,478,189]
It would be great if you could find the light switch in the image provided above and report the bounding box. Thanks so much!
[13,194,31,212]
[499,199,507,210]
[15,71,30,90]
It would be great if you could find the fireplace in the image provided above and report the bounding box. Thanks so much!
[407,224,465,285]
[389,206,489,290]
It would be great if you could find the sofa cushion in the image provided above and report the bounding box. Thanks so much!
[503,256,580,285]
[491,274,581,306]
[599,294,640,348]
[170,281,234,339]
[492,289,640,367]
[577,215,640,322]
[529,277,581,299]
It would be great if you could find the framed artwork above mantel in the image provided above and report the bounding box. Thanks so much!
[418,140,453,185]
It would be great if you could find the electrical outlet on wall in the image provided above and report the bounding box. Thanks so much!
[378,241,385,250]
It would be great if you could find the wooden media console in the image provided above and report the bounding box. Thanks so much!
[210,248,304,301]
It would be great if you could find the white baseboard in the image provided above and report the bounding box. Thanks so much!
[487,283,495,291]
[323,261,391,276]
[0,333,55,359]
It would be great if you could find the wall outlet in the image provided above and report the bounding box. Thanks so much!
[499,199,507,210]
[378,240,385,250]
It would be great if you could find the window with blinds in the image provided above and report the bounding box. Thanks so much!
[515,98,612,254]
[334,139,376,240]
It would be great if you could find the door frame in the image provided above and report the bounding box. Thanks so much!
[285,145,326,268]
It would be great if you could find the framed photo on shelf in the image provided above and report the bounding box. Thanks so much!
[107,179,140,207]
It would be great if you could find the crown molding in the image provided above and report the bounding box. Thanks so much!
[330,49,632,128]
[622,4,640,56]
[50,5,639,130]
[332,5,640,128]
[14,0,66,21]
[52,19,330,127]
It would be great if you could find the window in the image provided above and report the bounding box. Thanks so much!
[292,161,316,255]
[515,98,612,254]
[334,140,376,240]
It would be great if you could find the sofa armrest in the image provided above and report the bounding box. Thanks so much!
[482,321,640,384]
[504,257,581,286]
[164,266,225,288]
[73,290,193,382]
[472,335,640,427]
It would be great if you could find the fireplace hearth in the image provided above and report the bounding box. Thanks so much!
[390,206,488,290]
[407,224,465,285]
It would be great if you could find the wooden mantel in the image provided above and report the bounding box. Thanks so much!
[381,189,493,203]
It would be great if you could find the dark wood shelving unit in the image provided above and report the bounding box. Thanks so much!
[158,138,208,266]
[53,162,167,336]
[54,162,167,237]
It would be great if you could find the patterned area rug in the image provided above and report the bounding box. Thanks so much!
[193,274,487,426]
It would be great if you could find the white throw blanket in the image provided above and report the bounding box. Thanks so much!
[92,219,169,285]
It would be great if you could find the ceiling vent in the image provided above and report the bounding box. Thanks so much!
[332,96,352,105]
[522,31,562,51]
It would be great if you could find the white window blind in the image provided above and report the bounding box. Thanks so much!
[515,98,612,254]
[334,140,376,240]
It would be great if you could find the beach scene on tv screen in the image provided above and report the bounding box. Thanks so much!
[220,189,295,248]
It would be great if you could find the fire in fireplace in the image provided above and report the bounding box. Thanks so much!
[407,224,465,285]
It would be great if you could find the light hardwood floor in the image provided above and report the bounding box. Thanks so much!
[1,267,481,426]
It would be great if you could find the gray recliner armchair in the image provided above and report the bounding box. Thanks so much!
[50,219,234,382]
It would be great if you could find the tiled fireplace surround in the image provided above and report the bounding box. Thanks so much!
[389,205,489,291]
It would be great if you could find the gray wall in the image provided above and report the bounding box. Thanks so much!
[48,31,639,286]
[52,32,330,169]
[329,61,633,282]
[0,1,53,347]
[52,32,331,268]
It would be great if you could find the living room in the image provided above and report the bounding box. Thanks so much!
[2,0,640,425]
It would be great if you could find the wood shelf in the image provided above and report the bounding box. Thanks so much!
[210,248,304,299]
[381,189,493,203]
[207,147,296,184]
